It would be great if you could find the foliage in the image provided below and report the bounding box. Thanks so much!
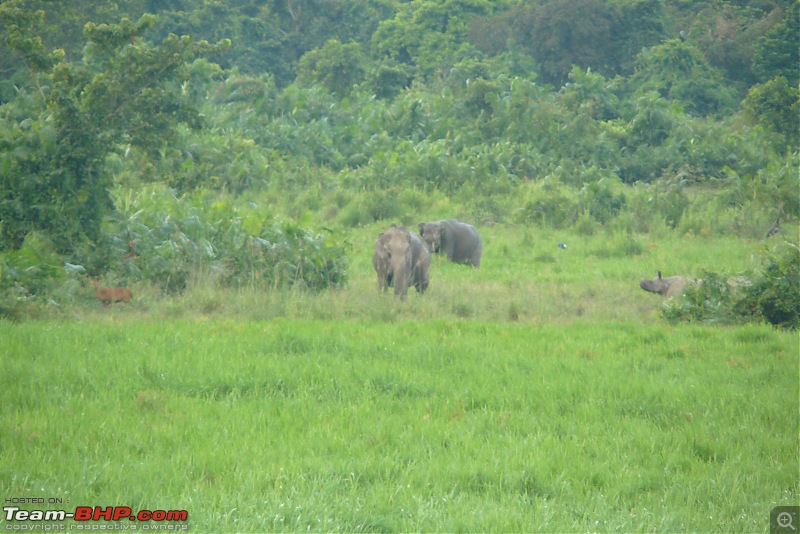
[742,76,800,152]
[371,0,493,82]
[751,0,800,85]
[0,0,797,306]
[627,39,739,116]
[661,242,800,329]
[470,0,668,86]
[296,39,368,96]
[661,271,753,325]
[0,11,228,254]
[0,232,65,319]
[627,179,689,230]
[367,61,414,99]
[150,0,394,88]
[137,126,273,195]
[559,66,622,120]
[516,178,578,228]
[520,0,625,87]
[577,177,627,224]
[107,186,348,292]
[745,242,800,329]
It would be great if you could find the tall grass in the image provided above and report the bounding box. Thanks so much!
[2,227,797,531]
[1,318,796,531]
[66,223,781,324]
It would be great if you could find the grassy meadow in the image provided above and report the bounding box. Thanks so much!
[1,225,798,532]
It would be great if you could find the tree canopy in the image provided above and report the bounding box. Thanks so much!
[0,0,797,304]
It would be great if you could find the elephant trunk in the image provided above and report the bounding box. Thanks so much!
[392,248,413,298]
[393,264,408,297]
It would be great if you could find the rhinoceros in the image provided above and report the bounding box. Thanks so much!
[639,271,690,297]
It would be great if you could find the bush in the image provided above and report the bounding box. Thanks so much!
[515,179,578,228]
[368,63,413,99]
[592,231,644,258]
[339,188,428,227]
[576,177,626,224]
[660,271,752,326]
[103,186,349,292]
[661,242,799,329]
[628,179,690,230]
[746,242,800,330]
[0,232,75,319]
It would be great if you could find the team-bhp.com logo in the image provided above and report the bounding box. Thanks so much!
[4,505,189,530]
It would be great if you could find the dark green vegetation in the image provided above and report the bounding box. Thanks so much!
[662,241,800,328]
[0,1,798,530]
[0,0,797,321]
[1,319,797,531]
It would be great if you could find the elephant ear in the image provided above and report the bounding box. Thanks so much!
[418,223,425,235]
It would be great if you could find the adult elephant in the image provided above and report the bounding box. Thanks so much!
[418,219,482,267]
[373,225,431,298]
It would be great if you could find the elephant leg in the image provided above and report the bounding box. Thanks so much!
[414,268,428,294]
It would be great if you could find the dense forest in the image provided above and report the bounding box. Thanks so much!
[0,0,797,320]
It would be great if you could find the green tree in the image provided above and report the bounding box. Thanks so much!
[521,0,624,87]
[743,76,800,152]
[296,39,367,96]
[371,0,492,82]
[367,61,413,99]
[559,66,621,120]
[0,0,129,101]
[0,5,61,102]
[0,12,228,254]
[617,0,666,76]
[149,0,395,87]
[628,39,739,116]
[752,1,800,85]
[469,0,665,84]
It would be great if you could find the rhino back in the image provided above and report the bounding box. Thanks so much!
[663,276,686,297]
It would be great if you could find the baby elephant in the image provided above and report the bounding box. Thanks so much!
[640,271,688,297]
[373,225,431,298]
[418,219,482,267]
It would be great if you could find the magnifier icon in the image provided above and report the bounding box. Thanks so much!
[778,512,796,531]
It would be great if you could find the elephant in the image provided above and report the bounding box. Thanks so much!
[372,225,431,298]
[418,219,482,267]
[639,271,689,297]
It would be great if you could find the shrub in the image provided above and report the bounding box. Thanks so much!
[368,63,413,99]
[745,242,800,330]
[516,179,579,228]
[661,242,800,329]
[339,188,429,227]
[103,186,349,291]
[0,232,74,319]
[660,271,751,326]
[628,179,690,230]
[573,209,597,236]
[576,177,627,224]
[463,78,500,115]
[592,232,644,258]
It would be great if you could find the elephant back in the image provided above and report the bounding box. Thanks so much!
[442,219,482,267]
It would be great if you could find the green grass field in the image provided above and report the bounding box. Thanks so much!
[2,226,798,532]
